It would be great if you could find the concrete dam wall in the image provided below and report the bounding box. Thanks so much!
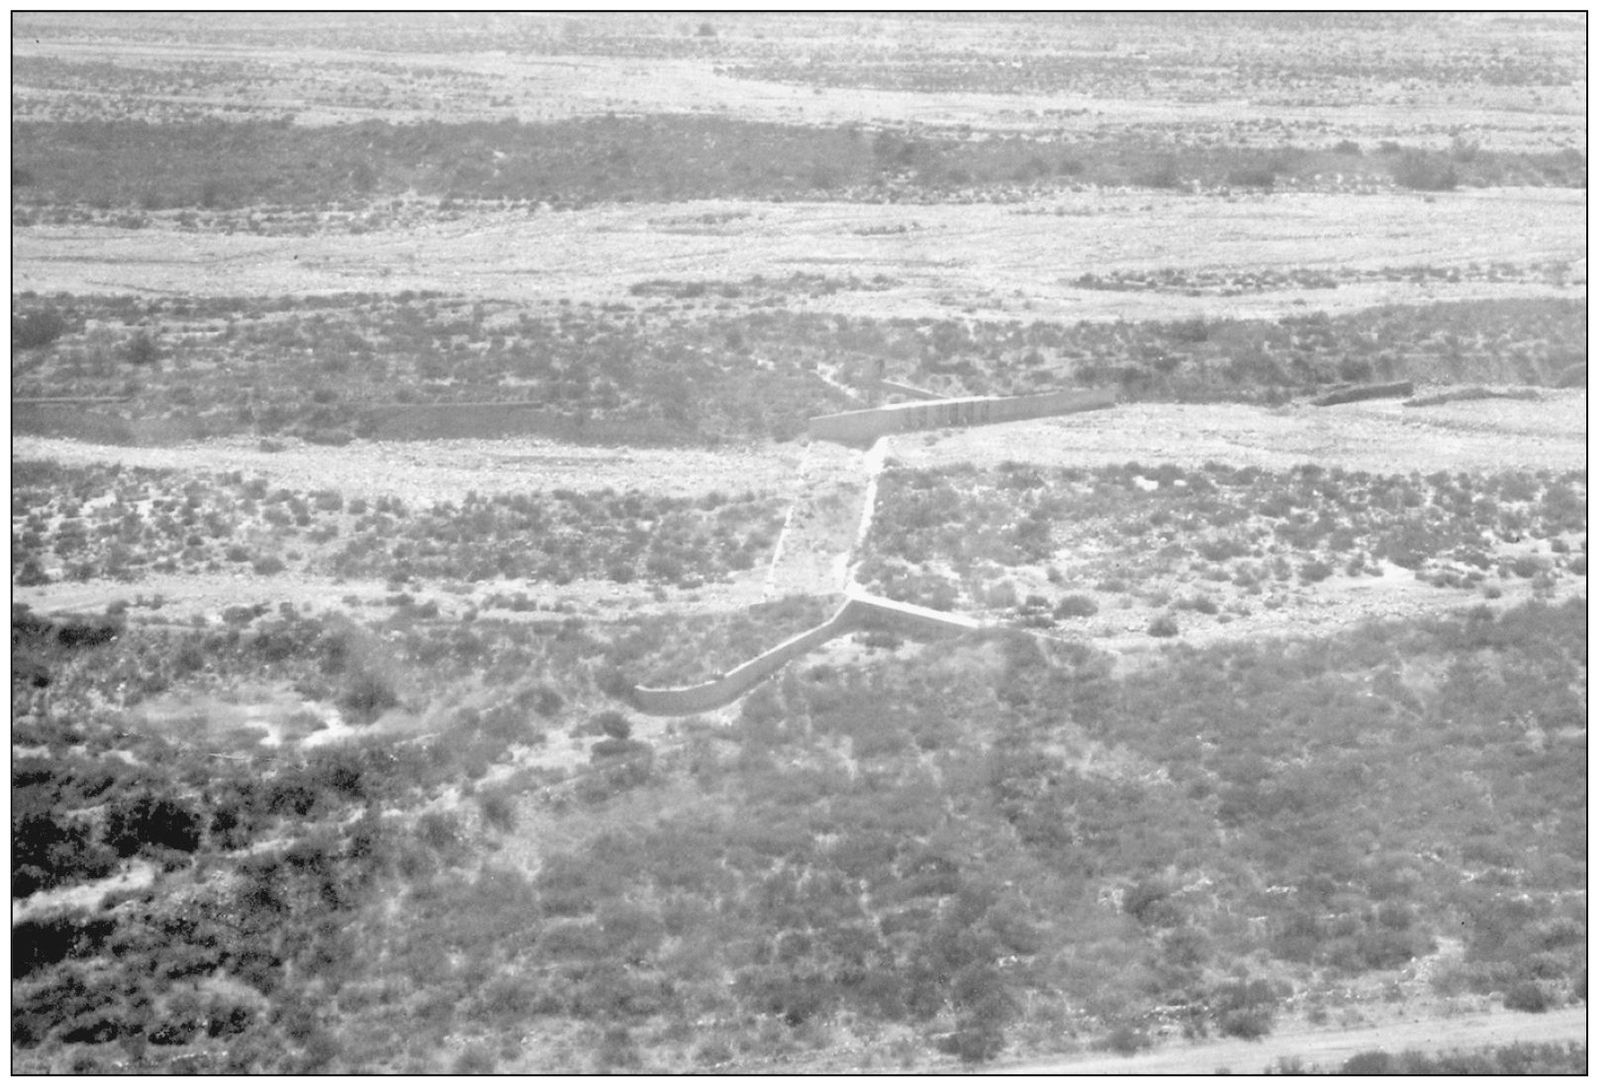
[808,386,1117,445]
[631,595,985,716]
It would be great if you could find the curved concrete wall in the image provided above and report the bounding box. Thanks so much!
[631,594,988,716]
[633,600,858,715]
[845,594,983,635]
[808,387,1116,444]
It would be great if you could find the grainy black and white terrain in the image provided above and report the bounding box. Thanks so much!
[12,13,1585,1074]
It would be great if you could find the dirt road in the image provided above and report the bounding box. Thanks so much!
[991,1005,1587,1075]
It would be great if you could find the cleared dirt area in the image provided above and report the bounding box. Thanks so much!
[11,189,1584,323]
[11,432,834,508]
[992,1004,1587,1075]
[890,392,1586,475]
[1095,569,1586,674]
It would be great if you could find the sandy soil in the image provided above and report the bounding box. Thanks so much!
[11,433,817,508]
[10,566,784,627]
[991,1004,1587,1075]
[761,442,868,600]
[11,24,1583,152]
[1095,571,1586,676]
[12,860,157,924]
[10,189,1584,322]
[890,392,1587,475]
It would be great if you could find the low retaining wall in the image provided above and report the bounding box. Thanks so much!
[808,386,1116,444]
[1312,381,1414,407]
[633,600,858,715]
[631,593,985,716]
[846,594,983,635]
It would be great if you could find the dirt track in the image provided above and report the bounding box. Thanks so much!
[991,1004,1587,1075]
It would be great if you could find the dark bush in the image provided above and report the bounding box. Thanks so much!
[1218,1007,1273,1040]
[340,670,399,723]
[1213,979,1280,1041]
[13,914,118,978]
[590,737,652,762]
[1054,594,1099,619]
[104,794,202,857]
[1147,613,1179,638]
[1098,1022,1152,1056]
[596,711,632,740]
[13,307,69,350]
[1299,559,1333,582]
[126,331,159,367]
[1503,981,1552,1013]
[1391,150,1459,192]
[1122,877,1178,926]
[416,811,459,852]
[1339,1050,1394,1074]
[947,1020,1007,1064]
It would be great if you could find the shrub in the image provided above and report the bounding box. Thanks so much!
[1502,981,1552,1013]
[1122,877,1177,926]
[1509,555,1550,579]
[1339,1050,1394,1074]
[478,792,516,833]
[104,794,202,857]
[534,685,565,717]
[1227,162,1279,190]
[1055,594,1098,619]
[1098,1022,1152,1056]
[948,1020,1007,1064]
[1391,150,1458,192]
[1198,537,1249,563]
[595,1025,641,1072]
[416,811,459,852]
[1147,613,1179,638]
[252,555,286,576]
[13,307,69,350]
[1140,156,1181,190]
[596,711,632,740]
[340,669,399,723]
[1299,559,1333,582]
[1213,979,1279,1040]
[126,331,159,367]
[1218,1007,1273,1040]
